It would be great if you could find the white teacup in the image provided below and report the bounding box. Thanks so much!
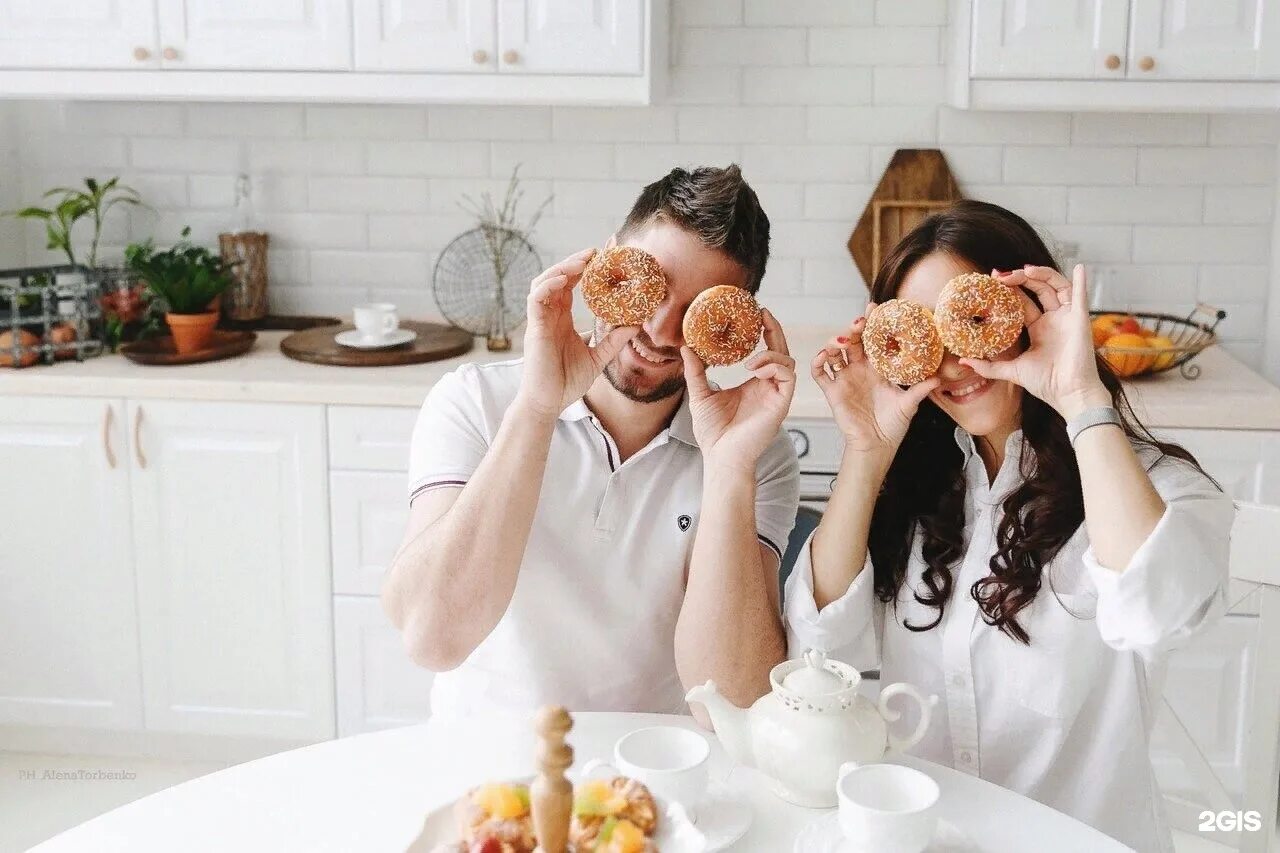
[583,726,711,820]
[353,303,399,341]
[837,763,939,853]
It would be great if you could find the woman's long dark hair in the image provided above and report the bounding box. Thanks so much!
[869,200,1204,645]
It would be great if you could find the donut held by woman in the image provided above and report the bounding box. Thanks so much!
[581,246,668,327]
[862,299,944,386]
[934,271,1024,360]
[681,284,763,367]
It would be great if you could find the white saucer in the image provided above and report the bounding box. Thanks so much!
[793,812,979,853]
[668,790,753,852]
[335,328,416,350]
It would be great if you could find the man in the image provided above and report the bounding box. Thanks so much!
[382,165,800,720]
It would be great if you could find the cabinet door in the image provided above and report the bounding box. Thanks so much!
[0,398,143,730]
[330,470,410,596]
[129,400,334,741]
[0,0,158,69]
[353,0,496,72]
[155,0,352,70]
[333,595,433,736]
[970,0,1129,79]
[1151,428,1280,505]
[497,0,643,75]
[1131,0,1280,80]
[1151,614,1260,804]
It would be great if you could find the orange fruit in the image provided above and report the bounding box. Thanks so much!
[472,783,528,819]
[1147,335,1177,371]
[1101,332,1156,377]
[0,329,38,367]
[1091,314,1141,347]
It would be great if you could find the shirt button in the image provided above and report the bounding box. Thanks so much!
[960,750,973,764]
[951,673,966,688]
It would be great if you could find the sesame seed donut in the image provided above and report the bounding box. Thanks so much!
[935,272,1024,359]
[681,284,763,367]
[862,299,944,386]
[581,246,667,326]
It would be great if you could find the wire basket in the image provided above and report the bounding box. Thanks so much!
[0,265,106,368]
[1091,303,1225,380]
[432,227,542,350]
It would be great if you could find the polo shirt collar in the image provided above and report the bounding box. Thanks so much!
[558,391,699,447]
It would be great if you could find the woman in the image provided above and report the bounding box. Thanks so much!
[785,201,1233,853]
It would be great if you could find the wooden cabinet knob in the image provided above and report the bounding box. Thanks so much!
[472,49,489,64]
[133,46,151,61]
[1104,54,1121,70]
[1139,55,1155,71]
[502,49,519,65]
[162,46,180,61]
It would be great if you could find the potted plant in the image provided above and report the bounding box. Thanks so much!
[8,176,142,268]
[125,227,233,355]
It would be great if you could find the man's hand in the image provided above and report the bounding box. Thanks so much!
[683,308,796,475]
[517,248,640,419]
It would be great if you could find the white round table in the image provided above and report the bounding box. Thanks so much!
[32,713,1132,852]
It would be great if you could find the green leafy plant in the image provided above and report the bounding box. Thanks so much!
[8,177,142,267]
[125,227,233,315]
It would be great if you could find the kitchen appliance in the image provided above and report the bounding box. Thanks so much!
[784,418,844,512]
[0,264,105,366]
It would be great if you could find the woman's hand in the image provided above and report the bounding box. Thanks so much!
[960,264,1110,419]
[811,308,940,458]
[516,248,639,419]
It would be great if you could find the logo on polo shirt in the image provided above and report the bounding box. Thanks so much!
[677,514,692,532]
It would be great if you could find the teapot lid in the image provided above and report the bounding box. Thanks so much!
[780,650,848,698]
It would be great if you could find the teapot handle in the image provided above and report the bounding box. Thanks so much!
[878,683,940,754]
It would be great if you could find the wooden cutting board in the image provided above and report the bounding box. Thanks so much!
[848,149,964,288]
[280,321,474,367]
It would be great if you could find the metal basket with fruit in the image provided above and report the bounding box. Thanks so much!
[1090,303,1225,380]
[0,264,106,368]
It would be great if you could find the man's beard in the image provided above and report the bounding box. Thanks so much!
[596,321,685,404]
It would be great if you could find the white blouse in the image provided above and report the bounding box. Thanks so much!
[785,429,1234,853]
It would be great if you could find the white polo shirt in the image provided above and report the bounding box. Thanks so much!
[408,358,800,718]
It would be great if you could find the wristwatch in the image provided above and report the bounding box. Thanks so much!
[1066,406,1121,446]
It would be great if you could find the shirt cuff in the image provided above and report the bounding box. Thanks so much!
[784,530,876,658]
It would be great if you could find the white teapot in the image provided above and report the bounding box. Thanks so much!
[686,650,938,808]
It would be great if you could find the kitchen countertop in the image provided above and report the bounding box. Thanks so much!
[3,327,1279,430]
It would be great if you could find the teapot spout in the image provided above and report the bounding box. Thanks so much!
[685,680,755,770]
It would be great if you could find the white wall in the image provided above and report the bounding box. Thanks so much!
[0,101,24,268]
[8,0,1279,366]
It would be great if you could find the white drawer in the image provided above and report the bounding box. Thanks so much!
[784,418,845,472]
[333,595,433,737]
[330,470,410,596]
[328,406,419,471]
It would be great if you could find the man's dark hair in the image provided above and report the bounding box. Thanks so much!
[617,164,770,294]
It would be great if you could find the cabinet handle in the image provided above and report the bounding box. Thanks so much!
[1139,55,1155,72]
[133,46,151,62]
[133,406,147,469]
[162,46,180,61]
[1104,54,1121,70]
[502,49,520,65]
[472,49,489,64]
[103,405,117,470]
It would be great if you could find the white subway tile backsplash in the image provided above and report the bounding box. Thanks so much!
[757,257,804,296]
[750,182,805,220]
[614,144,741,181]
[427,106,552,141]
[187,174,237,209]
[807,106,936,143]
[875,0,947,26]
[309,176,429,212]
[872,66,947,105]
[552,107,678,142]
[939,146,1004,183]
[1067,186,1202,225]
[186,103,305,138]
[1197,265,1269,303]
[742,67,873,105]
[1133,226,1271,264]
[249,139,364,175]
[1070,113,1207,146]
[552,180,644,217]
[368,213,475,251]
[809,27,941,66]
[1042,224,1132,263]
[678,106,805,143]
[939,107,1071,145]
[130,137,240,173]
[368,141,488,177]
[803,182,874,221]
[63,102,184,137]
[1089,264,1198,305]
[261,213,368,250]
[802,257,861,296]
[679,27,807,67]
[744,0,871,26]
[427,178,554,215]
[491,142,614,179]
[1138,147,1275,186]
[1003,146,1136,185]
[24,135,127,170]
[662,67,743,104]
[306,105,427,139]
[740,144,870,182]
[1203,186,1274,224]
[271,284,371,316]
[123,174,188,210]
[1209,114,1280,146]
[267,248,310,287]
[770,220,860,258]
[966,184,1068,227]
[310,250,430,287]
[673,0,744,27]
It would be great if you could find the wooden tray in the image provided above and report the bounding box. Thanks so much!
[120,330,256,366]
[279,321,474,367]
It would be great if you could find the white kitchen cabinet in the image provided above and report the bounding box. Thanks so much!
[353,0,496,72]
[128,400,335,741]
[498,0,644,75]
[970,0,1129,79]
[0,0,158,69]
[331,470,410,596]
[333,595,433,736]
[1130,0,1280,81]
[1152,428,1280,505]
[0,397,143,731]
[155,0,353,70]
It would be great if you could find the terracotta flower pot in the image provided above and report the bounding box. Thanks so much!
[166,311,219,355]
